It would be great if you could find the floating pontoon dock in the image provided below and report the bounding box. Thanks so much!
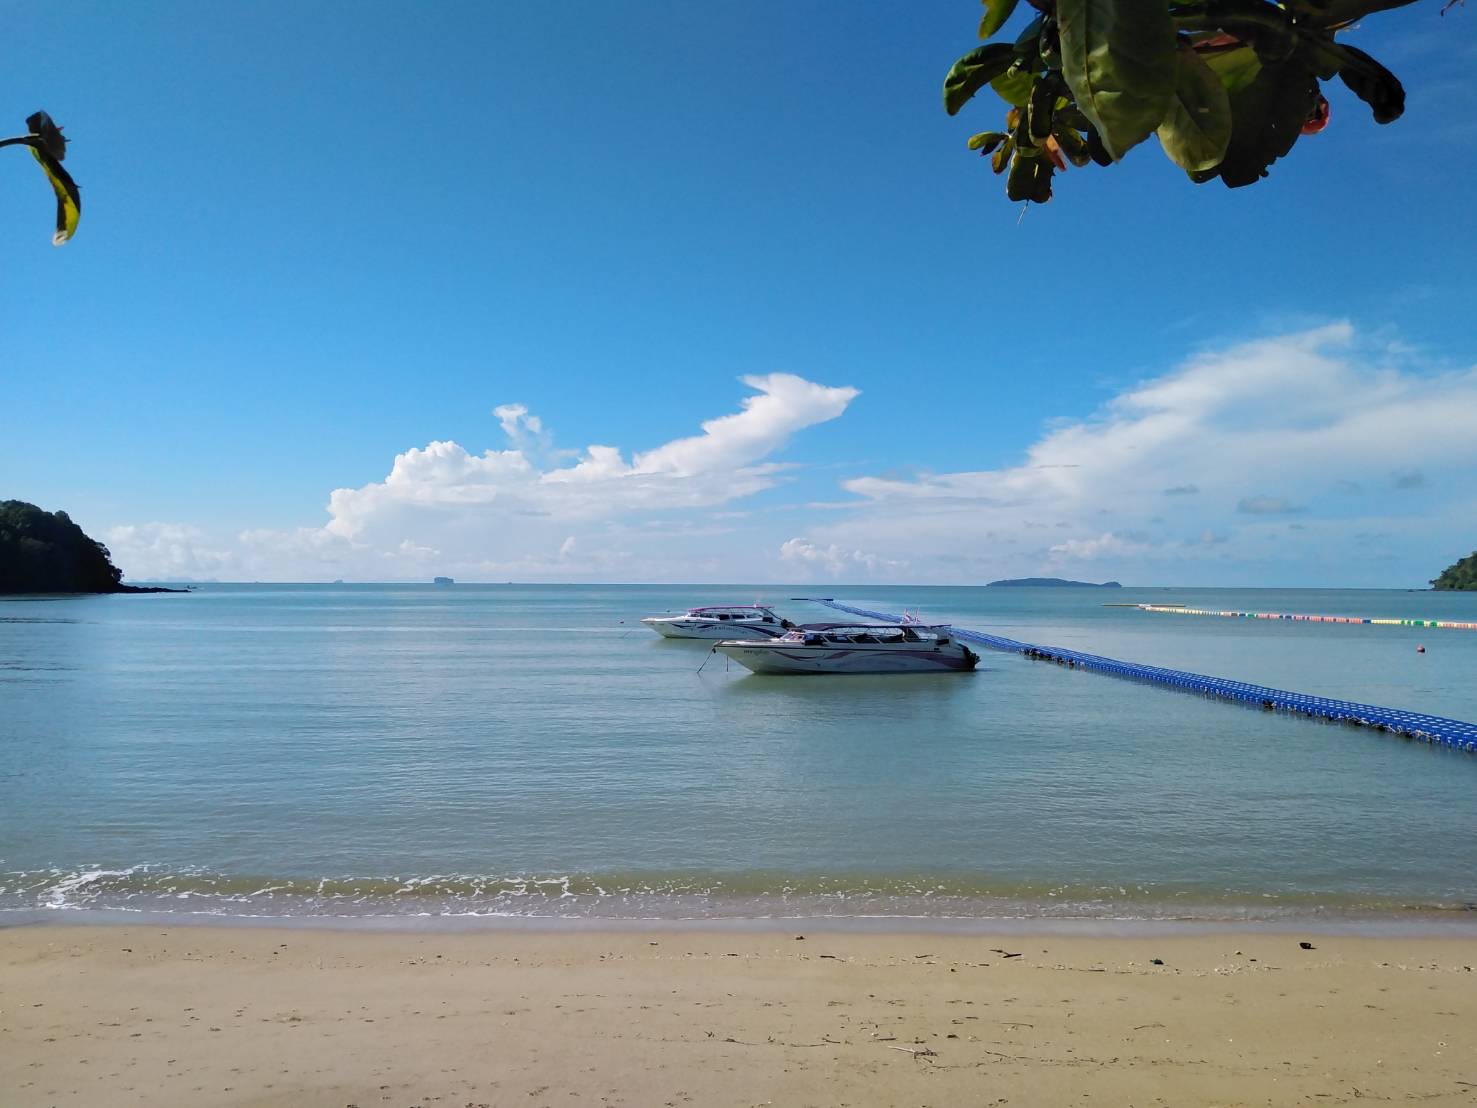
[795,599,1477,754]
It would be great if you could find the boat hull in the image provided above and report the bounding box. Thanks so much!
[714,641,978,674]
[642,618,783,640]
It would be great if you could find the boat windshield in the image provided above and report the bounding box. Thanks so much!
[780,624,947,645]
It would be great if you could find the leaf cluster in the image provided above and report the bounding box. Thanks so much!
[945,0,1415,202]
[1430,550,1477,590]
[0,500,124,594]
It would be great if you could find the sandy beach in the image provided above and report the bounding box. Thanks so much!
[3,925,1475,1107]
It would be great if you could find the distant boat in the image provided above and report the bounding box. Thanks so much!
[433,576,454,587]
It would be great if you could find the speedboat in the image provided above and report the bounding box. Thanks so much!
[640,605,793,640]
[713,623,980,674]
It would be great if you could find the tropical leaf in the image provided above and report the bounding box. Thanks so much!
[944,43,1018,115]
[1157,44,1233,172]
[1191,58,1318,187]
[1336,43,1405,123]
[29,147,81,245]
[991,64,1038,106]
[978,0,1022,41]
[968,130,1009,153]
[1196,43,1264,97]
[1057,0,1177,160]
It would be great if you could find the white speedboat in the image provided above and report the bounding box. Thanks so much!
[640,605,793,640]
[714,623,980,674]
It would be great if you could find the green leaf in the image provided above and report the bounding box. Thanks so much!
[944,43,1018,115]
[968,130,1009,153]
[991,63,1038,106]
[1029,75,1064,139]
[1199,44,1262,94]
[978,0,1021,41]
[1190,58,1317,187]
[1006,149,1054,202]
[1156,44,1233,172]
[1057,0,1177,160]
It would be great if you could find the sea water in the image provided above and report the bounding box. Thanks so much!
[2,584,1474,926]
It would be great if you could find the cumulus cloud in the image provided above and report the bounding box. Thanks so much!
[803,323,1477,585]
[102,324,1477,587]
[1046,532,1153,562]
[779,538,906,578]
[325,373,857,541]
[105,523,236,581]
[110,374,859,582]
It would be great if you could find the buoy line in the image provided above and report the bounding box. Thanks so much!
[793,599,1477,755]
[1137,604,1477,631]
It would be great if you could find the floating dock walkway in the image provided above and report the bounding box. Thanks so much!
[1137,604,1477,631]
[797,598,1477,754]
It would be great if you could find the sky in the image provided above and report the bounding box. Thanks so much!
[4,0,1475,587]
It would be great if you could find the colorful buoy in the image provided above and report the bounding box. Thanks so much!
[1137,605,1477,633]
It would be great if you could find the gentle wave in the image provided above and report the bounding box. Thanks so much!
[3,866,1473,922]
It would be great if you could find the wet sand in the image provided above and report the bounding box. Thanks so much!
[3,925,1475,1107]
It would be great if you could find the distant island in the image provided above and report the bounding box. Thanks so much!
[433,576,454,586]
[0,500,181,594]
[986,577,1123,588]
[1430,552,1477,591]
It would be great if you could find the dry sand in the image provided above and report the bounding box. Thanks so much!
[3,924,1475,1107]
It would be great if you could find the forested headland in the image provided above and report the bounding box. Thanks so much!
[0,500,177,594]
[1431,552,1477,591]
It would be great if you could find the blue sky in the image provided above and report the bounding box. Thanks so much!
[4,0,1475,585]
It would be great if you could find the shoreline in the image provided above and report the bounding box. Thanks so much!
[7,905,1477,938]
[5,924,1475,1107]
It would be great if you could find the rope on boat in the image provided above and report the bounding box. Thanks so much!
[794,598,1477,755]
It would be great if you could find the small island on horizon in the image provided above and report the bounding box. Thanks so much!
[986,577,1123,588]
[0,500,182,595]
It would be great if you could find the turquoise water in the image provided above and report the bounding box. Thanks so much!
[2,584,1475,924]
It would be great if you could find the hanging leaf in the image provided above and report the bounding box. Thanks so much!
[978,0,1022,42]
[1006,150,1055,202]
[1191,58,1318,187]
[1157,44,1233,172]
[991,63,1038,107]
[1057,0,1177,160]
[944,43,1018,115]
[1336,44,1404,123]
[1,111,81,244]
[968,131,1009,153]
[28,147,80,245]
[1198,43,1262,94]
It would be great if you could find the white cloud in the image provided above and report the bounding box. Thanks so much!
[779,538,906,578]
[808,323,1477,585]
[105,523,236,581]
[101,325,1477,587]
[109,373,858,582]
[1046,532,1152,562]
[325,373,857,542]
